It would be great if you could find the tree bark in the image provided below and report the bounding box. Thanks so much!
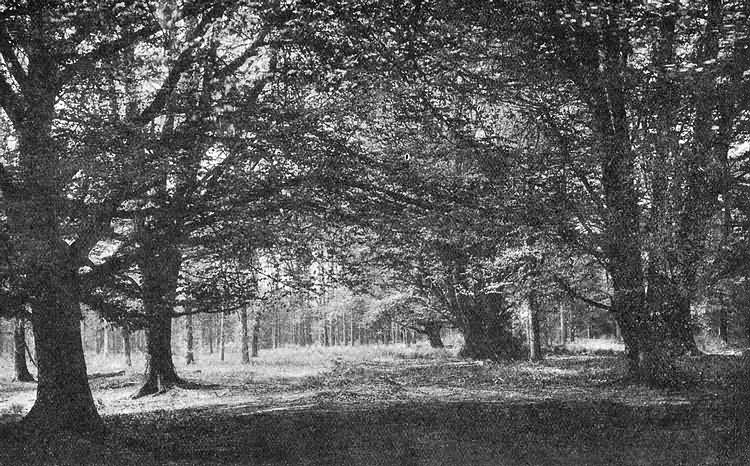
[13,318,35,382]
[240,308,250,363]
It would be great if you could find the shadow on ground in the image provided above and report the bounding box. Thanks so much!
[1,397,747,465]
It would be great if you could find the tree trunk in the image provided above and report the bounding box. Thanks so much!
[274,315,279,348]
[13,318,35,382]
[24,277,103,434]
[122,327,132,367]
[527,292,542,362]
[135,246,182,397]
[102,321,110,357]
[424,323,444,348]
[136,311,181,397]
[559,304,567,345]
[240,308,250,363]
[219,313,225,362]
[251,315,260,358]
[645,274,700,355]
[11,104,103,433]
[185,314,195,365]
[324,318,330,346]
[95,326,103,354]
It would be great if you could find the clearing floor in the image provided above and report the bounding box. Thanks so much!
[0,342,748,465]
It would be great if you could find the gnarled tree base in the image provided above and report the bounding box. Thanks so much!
[133,370,185,398]
[460,331,524,361]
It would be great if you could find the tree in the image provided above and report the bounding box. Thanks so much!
[0,0,268,432]
[323,0,750,383]
[501,0,750,383]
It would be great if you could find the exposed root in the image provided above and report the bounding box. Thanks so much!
[132,377,212,399]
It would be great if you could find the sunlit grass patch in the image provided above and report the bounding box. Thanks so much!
[564,338,625,355]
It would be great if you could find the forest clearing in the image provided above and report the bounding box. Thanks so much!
[3,1,750,465]
[1,340,748,465]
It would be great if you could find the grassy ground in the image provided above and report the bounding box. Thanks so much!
[0,340,747,465]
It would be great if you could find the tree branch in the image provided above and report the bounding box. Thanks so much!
[0,73,24,125]
[58,23,160,85]
[132,2,230,126]
[0,25,29,95]
[553,274,611,311]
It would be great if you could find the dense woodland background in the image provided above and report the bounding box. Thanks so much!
[0,1,749,454]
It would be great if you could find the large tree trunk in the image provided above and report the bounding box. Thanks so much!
[527,292,543,362]
[185,314,195,365]
[135,246,183,397]
[645,276,700,355]
[136,310,181,397]
[240,308,250,364]
[13,318,35,382]
[24,276,103,434]
[9,89,103,433]
[424,323,444,348]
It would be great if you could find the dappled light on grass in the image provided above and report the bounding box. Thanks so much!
[0,341,746,464]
